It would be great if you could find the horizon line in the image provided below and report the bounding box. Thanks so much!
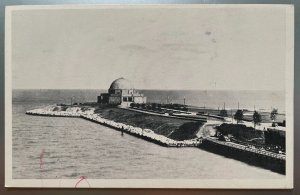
[12,88,285,92]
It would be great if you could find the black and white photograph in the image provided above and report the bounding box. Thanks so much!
[5,4,294,188]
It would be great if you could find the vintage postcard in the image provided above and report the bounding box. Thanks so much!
[5,4,294,188]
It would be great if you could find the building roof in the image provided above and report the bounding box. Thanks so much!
[109,77,134,90]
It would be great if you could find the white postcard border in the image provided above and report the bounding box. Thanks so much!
[4,4,294,189]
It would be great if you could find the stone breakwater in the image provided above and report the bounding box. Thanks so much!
[26,108,82,117]
[26,108,201,147]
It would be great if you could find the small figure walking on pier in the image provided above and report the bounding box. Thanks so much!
[121,127,124,136]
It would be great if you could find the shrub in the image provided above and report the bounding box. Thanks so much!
[216,123,264,142]
[169,122,203,141]
[270,108,278,121]
[253,111,262,128]
[53,107,60,111]
[264,129,285,150]
[219,109,228,117]
[234,110,244,123]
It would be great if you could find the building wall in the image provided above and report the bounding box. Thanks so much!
[108,89,122,95]
[97,93,110,104]
[98,87,146,106]
[121,89,134,95]
[109,96,122,105]
[122,96,133,102]
[120,102,132,107]
[134,96,147,104]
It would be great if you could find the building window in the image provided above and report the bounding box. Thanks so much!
[128,97,133,102]
[123,97,127,102]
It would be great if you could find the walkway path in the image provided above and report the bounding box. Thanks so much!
[123,107,207,122]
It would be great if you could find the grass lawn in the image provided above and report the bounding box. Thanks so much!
[94,107,203,141]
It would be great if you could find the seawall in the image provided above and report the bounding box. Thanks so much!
[199,138,286,174]
[26,110,81,117]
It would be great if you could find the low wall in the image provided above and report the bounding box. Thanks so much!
[199,138,285,174]
[26,110,81,117]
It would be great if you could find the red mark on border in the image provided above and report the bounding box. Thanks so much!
[40,149,45,169]
[75,176,91,188]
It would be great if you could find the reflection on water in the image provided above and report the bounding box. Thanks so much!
[12,101,284,179]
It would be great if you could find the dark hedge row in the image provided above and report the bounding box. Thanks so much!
[264,129,285,150]
[216,123,264,142]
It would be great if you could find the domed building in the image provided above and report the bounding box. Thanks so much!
[97,77,147,107]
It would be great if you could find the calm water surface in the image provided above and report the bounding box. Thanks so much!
[12,90,285,179]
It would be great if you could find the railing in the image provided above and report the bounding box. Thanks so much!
[205,138,286,160]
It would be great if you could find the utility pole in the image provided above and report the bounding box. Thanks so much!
[70,96,75,106]
[224,102,226,110]
[238,102,239,110]
[183,96,186,105]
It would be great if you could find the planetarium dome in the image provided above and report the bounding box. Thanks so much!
[109,77,134,90]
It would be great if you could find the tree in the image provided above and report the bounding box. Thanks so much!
[219,109,228,117]
[234,110,244,123]
[270,108,278,122]
[151,103,158,110]
[253,111,262,129]
[182,106,188,111]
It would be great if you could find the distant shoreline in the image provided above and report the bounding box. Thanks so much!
[12,88,286,92]
[12,89,286,113]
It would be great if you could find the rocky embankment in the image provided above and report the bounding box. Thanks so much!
[26,106,202,147]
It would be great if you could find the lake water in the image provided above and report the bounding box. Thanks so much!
[12,89,285,179]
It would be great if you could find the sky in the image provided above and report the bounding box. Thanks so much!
[10,6,288,90]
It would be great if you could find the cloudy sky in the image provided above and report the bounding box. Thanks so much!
[11,5,288,90]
